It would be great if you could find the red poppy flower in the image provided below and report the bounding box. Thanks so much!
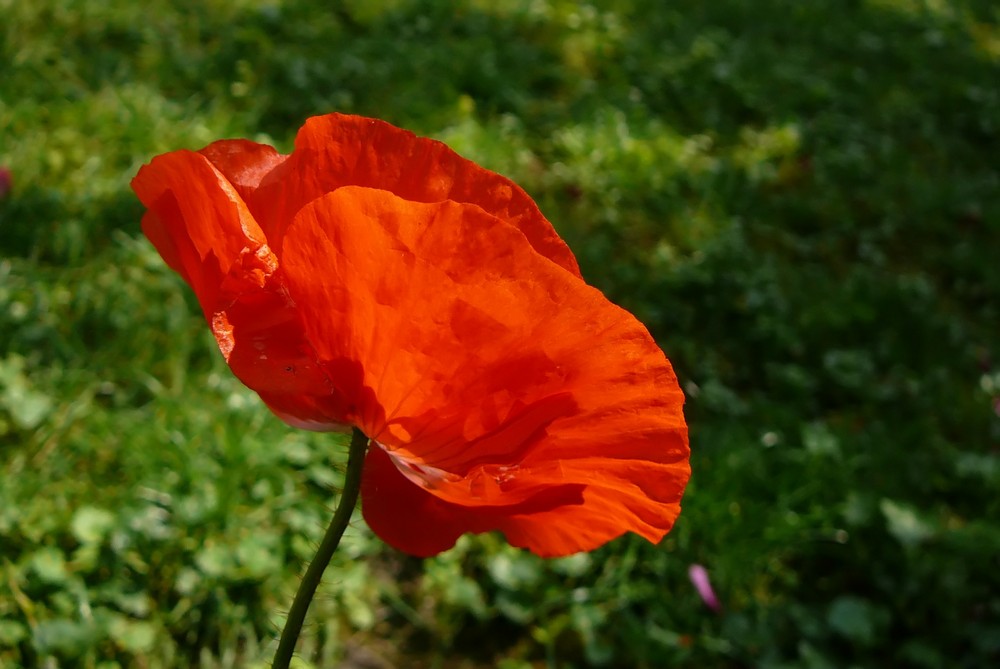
[132,113,689,558]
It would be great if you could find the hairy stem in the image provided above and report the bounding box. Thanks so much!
[272,427,368,669]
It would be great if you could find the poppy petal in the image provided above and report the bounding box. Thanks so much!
[131,150,347,428]
[362,445,587,557]
[274,185,688,556]
[131,150,268,321]
[198,139,287,202]
[360,444,482,557]
[244,113,580,276]
[494,456,688,553]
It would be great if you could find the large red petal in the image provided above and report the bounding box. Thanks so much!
[246,113,580,276]
[278,186,688,556]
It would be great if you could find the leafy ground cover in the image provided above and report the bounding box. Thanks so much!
[2,0,998,666]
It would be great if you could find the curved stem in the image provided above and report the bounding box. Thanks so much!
[272,427,368,669]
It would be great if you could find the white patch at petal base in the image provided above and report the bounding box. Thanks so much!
[382,443,456,490]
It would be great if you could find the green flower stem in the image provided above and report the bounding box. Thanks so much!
[272,427,369,669]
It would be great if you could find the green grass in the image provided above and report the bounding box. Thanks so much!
[2,0,999,667]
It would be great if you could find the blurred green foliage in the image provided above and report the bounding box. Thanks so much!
[2,0,999,666]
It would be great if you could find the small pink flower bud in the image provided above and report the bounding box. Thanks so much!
[688,564,722,613]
